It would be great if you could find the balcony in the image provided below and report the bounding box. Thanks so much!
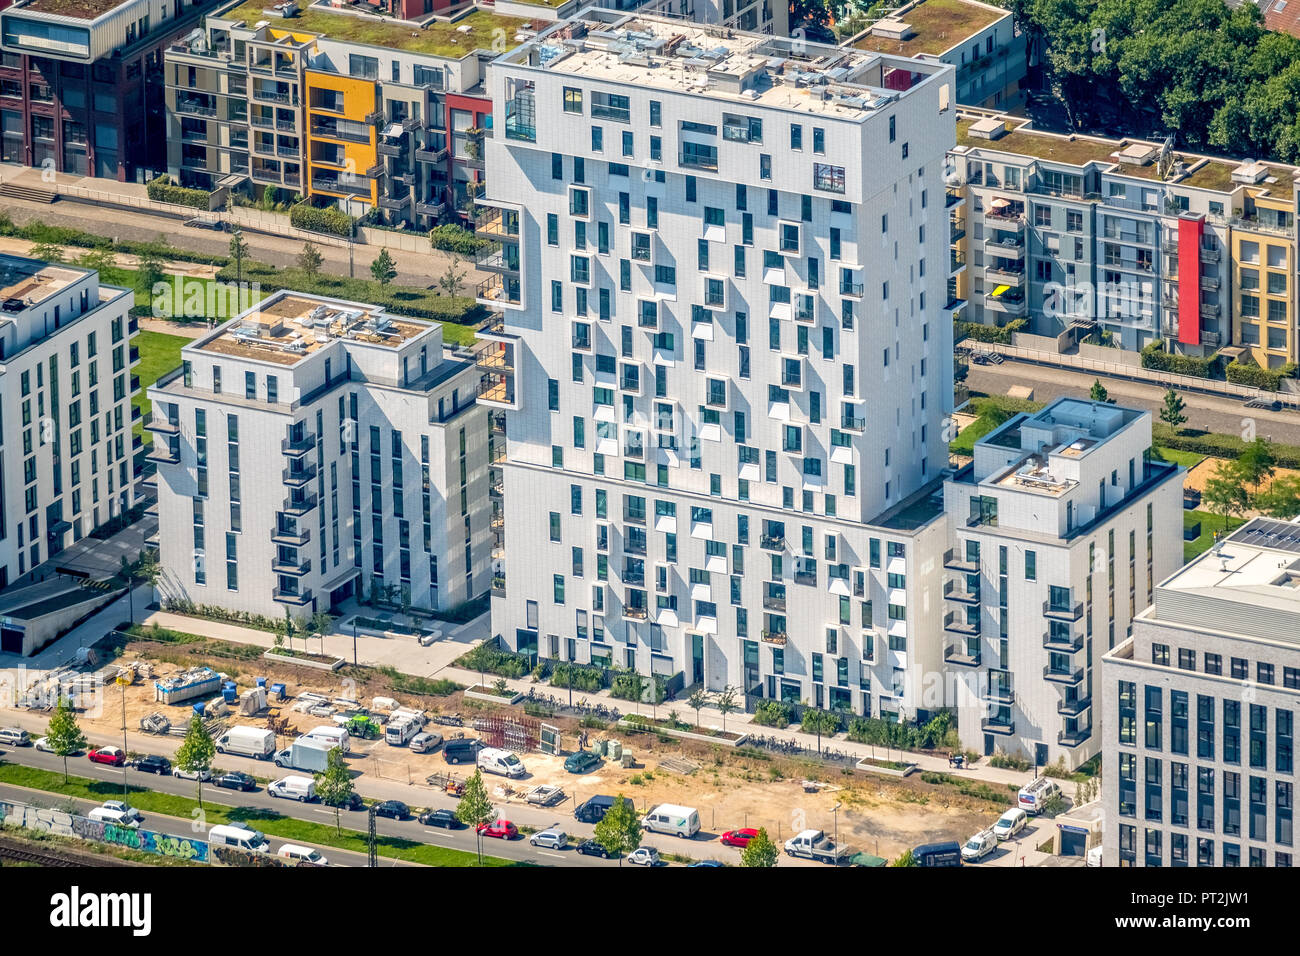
[1043,599,1083,621]
[281,432,315,456]
[143,411,180,435]
[282,463,317,487]
[273,588,313,607]
[415,144,448,163]
[1057,697,1092,718]
[271,526,311,547]
[944,643,981,667]
[475,341,514,373]
[1058,726,1093,748]
[944,549,979,573]
[943,580,980,604]
[378,138,405,157]
[945,187,965,209]
[1199,275,1219,291]
[1199,244,1220,262]
[839,281,865,297]
[379,193,412,213]
[985,683,1015,704]
[761,629,788,646]
[1199,302,1220,319]
[1043,666,1085,687]
[280,494,318,517]
[623,605,649,621]
[760,534,785,552]
[1043,631,1084,653]
[944,614,980,637]
[981,716,1016,736]
[475,207,520,240]
[840,413,866,432]
[985,290,1027,316]
[984,265,1024,286]
[477,273,521,306]
[271,555,312,576]
[762,593,787,612]
[984,235,1025,259]
[414,200,446,218]
[476,244,520,274]
[478,374,515,408]
[146,441,180,464]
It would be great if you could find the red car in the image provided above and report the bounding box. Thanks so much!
[720,828,759,848]
[476,819,519,840]
[88,746,126,767]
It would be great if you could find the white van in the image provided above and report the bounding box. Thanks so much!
[477,747,526,778]
[277,843,329,866]
[207,823,271,853]
[215,726,276,760]
[385,718,420,747]
[305,726,350,754]
[87,805,142,828]
[642,803,700,838]
[961,828,998,862]
[1017,777,1061,815]
[993,807,1028,840]
[268,775,318,802]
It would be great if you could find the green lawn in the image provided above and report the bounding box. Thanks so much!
[950,394,1046,456]
[1184,509,1246,562]
[132,329,189,446]
[1152,446,1206,468]
[0,762,516,867]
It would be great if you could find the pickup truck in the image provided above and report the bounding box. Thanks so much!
[784,829,854,865]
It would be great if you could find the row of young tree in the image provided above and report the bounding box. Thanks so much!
[1200,437,1300,529]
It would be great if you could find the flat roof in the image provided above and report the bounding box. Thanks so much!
[218,1,532,58]
[13,0,131,20]
[1158,517,1300,614]
[957,117,1120,166]
[508,12,935,119]
[193,292,430,366]
[853,0,1006,57]
[0,255,85,313]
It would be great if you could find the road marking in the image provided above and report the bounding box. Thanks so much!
[311,808,334,816]
[420,830,461,846]
[538,851,566,859]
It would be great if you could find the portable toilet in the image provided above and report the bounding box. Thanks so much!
[256,677,267,688]
[607,739,623,761]
[222,681,238,703]
[192,703,205,717]
[270,682,287,701]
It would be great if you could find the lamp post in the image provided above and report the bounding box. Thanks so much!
[352,621,358,667]
[118,674,130,800]
[831,802,842,853]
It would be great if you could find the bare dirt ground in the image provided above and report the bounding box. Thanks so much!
[1184,457,1300,517]
[58,639,1005,859]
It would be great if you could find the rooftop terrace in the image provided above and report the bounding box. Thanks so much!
[0,256,85,314]
[193,292,431,366]
[852,0,1006,57]
[217,1,533,58]
[13,0,132,20]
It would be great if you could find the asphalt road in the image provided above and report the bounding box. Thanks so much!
[966,359,1300,447]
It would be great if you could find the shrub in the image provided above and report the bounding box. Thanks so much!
[429,223,489,256]
[1152,426,1300,469]
[1226,359,1296,391]
[1140,340,1214,378]
[290,202,355,237]
[989,750,1032,772]
[145,175,211,210]
[455,642,531,679]
[845,711,955,751]
[953,318,1026,345]
[549,662,607,693]
[752,699,791,728]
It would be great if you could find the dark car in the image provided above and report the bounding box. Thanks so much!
[135,754,172,775]
[912,841,963,868]
[574,794,616,824]
[324,791,366,811]
[688,860,725,867]
[374,800,410,820]
[214,771,257,792]
[576,839,610,859]
[564,750,602,775]
[418,808,464,829]
[443,738,482,765]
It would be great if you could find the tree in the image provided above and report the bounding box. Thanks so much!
[1201,466,1250,534]
[593,794,641,867]
[715,684,739,733]
[801,706,840,755]
[619,668,647,716]
[456,768,495,865]
[75,247,117,275]
[307,610,334,654]
[297,241,324,276]
[437,255,468,298]
[135,243,166,295]
[740,827,779,867]
[1089,379,1109,403]
[28,240,66,263]
[890,848,917,867]
[1159,389,1188,433]
[45,696,87,784]
[174,715,215,806]
[314,746,354,835]
[1257,474,1300,518]
[686,688,710,728]
[1237,437,1277,498]
[370,249,397,286]
[229,226,248,286]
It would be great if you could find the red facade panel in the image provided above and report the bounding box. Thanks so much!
[1177,216,1204,346]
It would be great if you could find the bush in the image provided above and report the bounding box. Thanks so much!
[145,175,211,210]
[290,202,355,238]
[1152,425,1300,469]
[752,699,791,728]
[953,318,1026,345]
[0,213,228,268]
[1226,359,1296,391]
[549,662,607,693]
[429,224,488,256]
[845,711,955,751]
[1140,340,1214,378]
[989,750,1032,772]
[455,642,531,680]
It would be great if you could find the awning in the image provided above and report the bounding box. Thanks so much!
[381,123,404,139]
[992,284,1011,297]
[990,197,1011,209]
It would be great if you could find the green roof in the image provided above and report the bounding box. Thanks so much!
[854,0,1005,57]
[219,3,532,58]
[957,118,1119,167]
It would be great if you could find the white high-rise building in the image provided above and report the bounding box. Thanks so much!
[0,255,141,589]
[148,292,491,619]
[477,7,959,715]
[943,398,1183,769]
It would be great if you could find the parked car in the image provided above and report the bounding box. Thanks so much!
[324,790,365,811]
[912,841,963,868]
[576,839,610,858]
[628,846,661,866]
[98,800,144,825]
[409,732,443,754]
[961,829,998,863]
[574,795,617,824]
[172,766,212,782]
[33,736,57,753]
[443,738,482,765]
[373,800,410,820]
[135,754,172,775]
[993,807,1028,841]
[0,727,31,747]
[688,860,725,867]
[87,746,126,766]
[529,826,568,849]
[418,808,463,829]
[277,844,328,866]
[476,819,519,840]
[213,771,257,792]
[525,785,566,807]
[719,828,759,848]
[564,750,602,774]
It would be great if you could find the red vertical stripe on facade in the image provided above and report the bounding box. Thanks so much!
[1177,217,1203,346]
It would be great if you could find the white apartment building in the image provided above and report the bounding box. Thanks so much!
[1103,518,1300,866]
[148,291,491,619]
[478,8,959,716]
[943,398,1183,769]
[0,255,141,589]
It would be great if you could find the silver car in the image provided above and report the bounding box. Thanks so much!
[529,826,569,850]
[0,727,31,746]
[410,732,443,754]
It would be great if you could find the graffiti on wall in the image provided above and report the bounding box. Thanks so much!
[1,800,209,862]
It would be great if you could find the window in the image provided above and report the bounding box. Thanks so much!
[563,87,583,113]
[813,163,845,194]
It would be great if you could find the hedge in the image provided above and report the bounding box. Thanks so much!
[145,175,211,211]
[549,661,609,693]
[0,213,229,267]
[290,203,355,238]
[953,318,1026,345]
[1140,341,1214,378]
[429,224,488,256]
[1226,360,1297,391]
[1152,425,1300,469]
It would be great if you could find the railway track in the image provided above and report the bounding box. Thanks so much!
[0,834,135,867]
